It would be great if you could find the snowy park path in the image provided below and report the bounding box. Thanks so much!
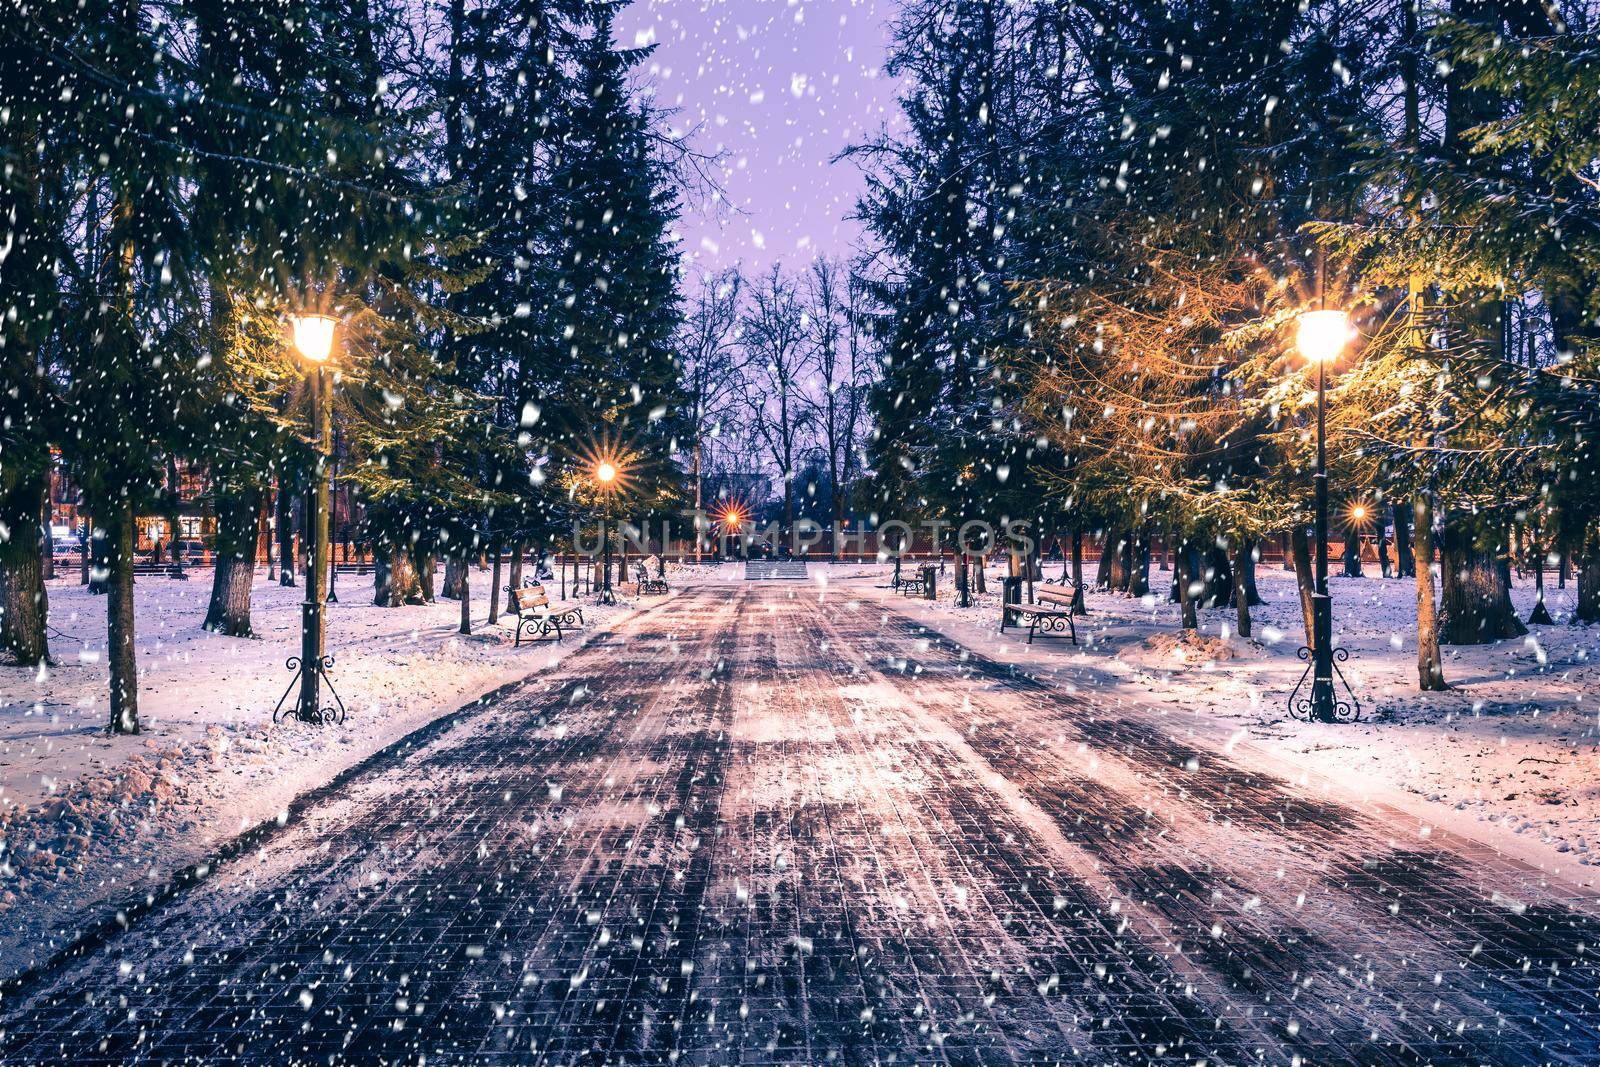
[1,584,1596,1064]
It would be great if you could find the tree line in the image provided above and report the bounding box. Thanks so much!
[0,0,690,731]
[853,0,1600,690]
[678,260,877,542]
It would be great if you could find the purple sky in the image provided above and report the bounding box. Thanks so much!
[616,0,904,277]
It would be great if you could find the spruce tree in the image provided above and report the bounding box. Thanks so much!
[538,4,685,515]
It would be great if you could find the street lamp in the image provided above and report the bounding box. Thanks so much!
[594,458,620,605]
[273,312,346,726]
[1290,306,1360,723]
[721,506,743,560]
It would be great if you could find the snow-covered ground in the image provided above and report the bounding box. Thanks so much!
[0,566,641,975]
[826,558,1600,890]
[5,556,1596,978]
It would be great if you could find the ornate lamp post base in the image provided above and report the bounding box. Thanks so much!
[597,540,616,605]
[1289,594,1361,722]
[273,653,347,726]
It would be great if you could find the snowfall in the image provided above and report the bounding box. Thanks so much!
[2,556,1597,979]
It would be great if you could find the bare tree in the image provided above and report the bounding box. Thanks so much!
[678,268,745,559]
[738,266,812,536]
[798,259,875,552]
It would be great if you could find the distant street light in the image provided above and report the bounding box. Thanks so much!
[721,506,743,559]
[275,313,345,726]
[594,458,622,605]
[1290,306,1360,724]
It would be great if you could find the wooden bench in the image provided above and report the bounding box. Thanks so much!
[633,563,669,596]
[511,583,585,645]
[1001,583,1078,645]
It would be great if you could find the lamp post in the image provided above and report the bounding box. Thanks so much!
[595,459,618,605]
[276,312,345,726]
[1293,308,1359,723]
[327,431,340,604]
[721,507,743,561]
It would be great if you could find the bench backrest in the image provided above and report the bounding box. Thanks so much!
[1035,586,1076,607]
[514,586,551,611]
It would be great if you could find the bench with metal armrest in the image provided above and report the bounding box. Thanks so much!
[633,563,669,596]
[1000,583,1079,645]
[510,583,585,645]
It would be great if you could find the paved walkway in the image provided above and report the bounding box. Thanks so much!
[2,584,1596,1064]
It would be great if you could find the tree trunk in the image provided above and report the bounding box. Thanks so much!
[0,475,51,665]
[203,481,260,637]
[416,552,436,602]
[507,543,524,589]
[1174,540,1198,630]
[488,543,503,624]
[1232,539,1252,639]
[1204,546,1233,609]
[258,496,273,580]
[441,555,467,600]
[81,512,92,585]
[1129,528,1150,597]
[1095,529,1122,590]
[39,477,55,581]
[88,522,110,595]
[1070,529,1086,615]
[1414,495,1448,690]
[1342,529,1363,577]
[1393,502,1415,578]
[373,546,422,606]
[1576,531,1600,624]
[458,555,472,635]
[105,500,140,733]
[1438,512,1526,644]
[165,454,184,578]
[1290,525,1315,649]
[1528,525,1553,625]
[265,519,277,581]
[276,484,296,586]
[1239,539,1263,606]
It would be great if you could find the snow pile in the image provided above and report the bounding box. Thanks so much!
[0,734,218,909]
[1121,629,1258,667]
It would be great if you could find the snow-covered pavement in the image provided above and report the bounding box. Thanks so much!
[0,568,634,973]
[1,581,1595,1063]
[868,559,1600,887]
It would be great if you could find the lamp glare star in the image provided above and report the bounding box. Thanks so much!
[1296,309,1351,363]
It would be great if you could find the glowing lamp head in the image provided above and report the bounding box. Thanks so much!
[1351,504,1368,522]
[723,508,743,528]
[290,314,338,363]
[595,461,617,484]
[1295,309,1351,363]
